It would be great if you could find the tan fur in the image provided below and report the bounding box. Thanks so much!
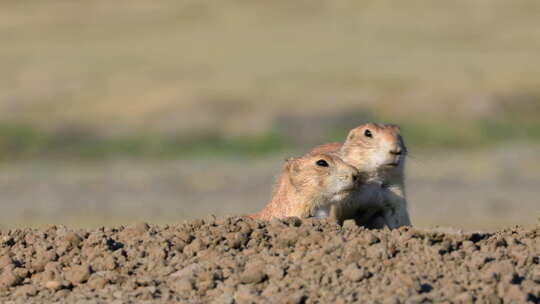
[310,123,411,229]
[251,153,360,220]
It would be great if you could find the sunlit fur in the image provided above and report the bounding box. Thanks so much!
[310,123,411,228]
[251,153,361,220]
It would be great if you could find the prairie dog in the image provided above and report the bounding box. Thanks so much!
[252,153,361,220]
[310,123,411,229]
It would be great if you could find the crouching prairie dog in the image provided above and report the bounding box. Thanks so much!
[251,153,362,221]
[310,123,411,229]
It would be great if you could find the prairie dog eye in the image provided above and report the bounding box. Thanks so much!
[364,129,372,138]
[316,160,329,167]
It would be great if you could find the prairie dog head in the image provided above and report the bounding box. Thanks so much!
[286,153,361,210]
[341,123,407,174]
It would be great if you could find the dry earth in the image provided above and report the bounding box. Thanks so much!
[1,217,540,303]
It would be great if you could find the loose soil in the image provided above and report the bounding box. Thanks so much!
[1,217,539,303]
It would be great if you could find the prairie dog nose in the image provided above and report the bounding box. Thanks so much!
[336,159,359,184]
[390,145,402,155]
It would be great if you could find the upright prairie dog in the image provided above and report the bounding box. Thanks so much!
[310,123,411,229]
[252,153,361,220]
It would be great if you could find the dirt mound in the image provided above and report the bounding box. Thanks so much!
[1,217,539,303]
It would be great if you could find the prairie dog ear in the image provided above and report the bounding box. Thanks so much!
[388,124,401,132]
[346,128,358,141]
[284,157,301,175]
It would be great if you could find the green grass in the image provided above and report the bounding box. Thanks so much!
[399,120,540,149]
[0,124,292,161]
[0,119,539,162]
[0,125,50,161]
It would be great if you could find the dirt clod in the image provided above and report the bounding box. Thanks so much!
[240,262,266,284]
[343,263,369,282]
[0,269,22,289]
[64,264,91,285]
[0,217,539,303]
[44,280,63,291]
[0,255,13,269]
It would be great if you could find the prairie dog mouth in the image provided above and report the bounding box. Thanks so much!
[331,187,355,201]
[338,182,357,193]
[383,157,402,167]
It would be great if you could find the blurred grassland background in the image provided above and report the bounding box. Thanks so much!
[1,0,539,230]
